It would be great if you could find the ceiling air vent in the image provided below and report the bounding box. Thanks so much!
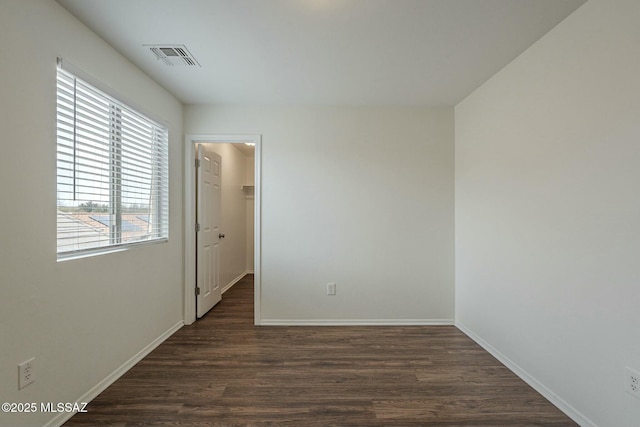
[146,45,200,67]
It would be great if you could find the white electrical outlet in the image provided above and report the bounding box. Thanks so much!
[327,282,336,296]
[18,357,35,389]
[626,367,640,400]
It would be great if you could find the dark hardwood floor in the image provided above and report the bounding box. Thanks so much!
[65,275,577,426]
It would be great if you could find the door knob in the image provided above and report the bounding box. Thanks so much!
[219,233,225,239]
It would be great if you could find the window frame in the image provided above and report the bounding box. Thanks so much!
[56,60,169,260]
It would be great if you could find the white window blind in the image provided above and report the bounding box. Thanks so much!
[56,67,169,257]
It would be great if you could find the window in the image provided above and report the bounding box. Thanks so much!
[56,66,169,258]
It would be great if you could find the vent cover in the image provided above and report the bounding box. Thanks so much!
[146,45,200,67]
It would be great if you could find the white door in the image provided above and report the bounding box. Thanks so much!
[196,145,222,318]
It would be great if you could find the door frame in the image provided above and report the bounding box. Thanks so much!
[184,134,262,325]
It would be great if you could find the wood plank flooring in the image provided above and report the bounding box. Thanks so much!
[64,275,577,426]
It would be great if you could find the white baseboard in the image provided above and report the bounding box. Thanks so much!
[45,320,184,427]
[455,322,596,427]
[246,269,254,274]
[221,271,248,294]
[44,318,590,426]
[259,318,454,326]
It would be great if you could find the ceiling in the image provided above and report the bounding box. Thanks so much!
[56,0,585,107]
[234,143,255,157]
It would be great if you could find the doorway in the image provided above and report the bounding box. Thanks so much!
[184,134,261,325]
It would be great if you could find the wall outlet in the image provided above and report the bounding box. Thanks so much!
[626,367,640,400]
[18,357,35,389]
[327,282,336,296]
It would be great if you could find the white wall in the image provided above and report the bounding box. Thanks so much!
[200,143,250,289]
[0,1,184,426]
[246,155,255,273]
[455,0,640,425]
[185,106,455,323]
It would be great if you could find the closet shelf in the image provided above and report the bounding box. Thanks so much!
[242,185,255,199]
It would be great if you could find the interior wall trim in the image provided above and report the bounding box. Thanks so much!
[455,322,596,427]
[260,319,454,326]
[222,272,249,294]
[44,321,184,427]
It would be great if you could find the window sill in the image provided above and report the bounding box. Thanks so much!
[57,238,169,262]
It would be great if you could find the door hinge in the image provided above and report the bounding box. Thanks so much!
[195,158,201,168]
[195,223,200,232]
[195,286,201,295]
